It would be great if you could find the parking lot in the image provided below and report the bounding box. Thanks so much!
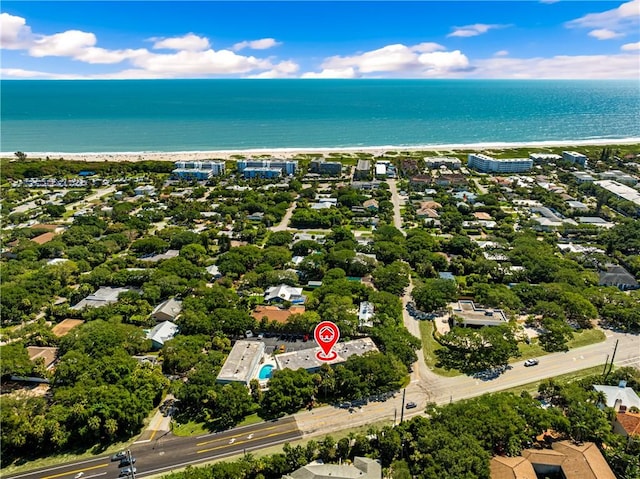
[245,333,317,356]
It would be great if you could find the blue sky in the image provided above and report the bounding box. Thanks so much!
[1,1,639,79]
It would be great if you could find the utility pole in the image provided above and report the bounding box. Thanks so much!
[602,355,609,378]
[605,340,619,380]
[400,388,406,424]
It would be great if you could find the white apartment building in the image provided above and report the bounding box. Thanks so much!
[562,151,588,167]
[467,154,533,173]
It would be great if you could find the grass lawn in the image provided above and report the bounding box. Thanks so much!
[171,420,210,437]
[419,320,461,377]
[567,328,606,348]
[236,413,264,428]
[502,364,607,397]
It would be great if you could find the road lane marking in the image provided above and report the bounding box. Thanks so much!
[196,424,287,446]
[148,428,158,442]
[197,429,300,454]
[84,473,107,479]
[41,464,108,479]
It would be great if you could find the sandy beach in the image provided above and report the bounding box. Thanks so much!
[6,138,640,163]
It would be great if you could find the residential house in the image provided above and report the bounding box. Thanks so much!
[151,298,183,322]
[598,264,639,291]
[206,264,222,279]
[283,457,381,479]
[27,346,58,370]
[71,286,133,310]
[31,232,56,245]
[264,284,306,304]
[491,441,615,479]
[594,381,640,412]
[134,185,155,196]
[140,249,180,262]
[147,321,179,350]
[614,412,640,441]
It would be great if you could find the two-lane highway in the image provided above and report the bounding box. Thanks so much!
[4,418,302,479]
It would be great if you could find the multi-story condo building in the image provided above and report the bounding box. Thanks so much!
[172,160,226,180]
[562,151,588,167]
[236,159,298,177]
[309,160,342,175]
[467,153,533,173]
[424,156,462,169]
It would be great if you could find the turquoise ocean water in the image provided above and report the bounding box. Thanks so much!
[1,79,639,153]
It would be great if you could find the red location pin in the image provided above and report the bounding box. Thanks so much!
[314,321,340,361]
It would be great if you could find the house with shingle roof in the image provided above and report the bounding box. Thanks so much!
[614,412,640,440]
[151,298,183,322]
[598,264,639,291]
[264,284,305,304]
[283,457,381,479]
[147,321,179,350]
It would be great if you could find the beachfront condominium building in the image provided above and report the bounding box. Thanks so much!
[467,153,533,173]
[172,160,226,180]
[309,159,342,175]
[562,151,588,167]
[424,156,462,170]
[236,159,298,177]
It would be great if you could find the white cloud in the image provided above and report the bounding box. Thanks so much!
[417,50,470,73]
[588,28,624,40]
[472,53,640,79]
[129,49,273,76]
[447,23,508,38]
[565,0,639,38]
[411,42,446,53]
[74,47,147,64]
[29,30,97,57]
[494,50,509,56]
[0,67,72,79]
[152,34,210,51]
[0,13,291,78]
[621,41,640,50]
[246,60,299,78]
[301,67,357,79]
[0,13,33,49]
[233,38,281,51]
[316,43,469,77]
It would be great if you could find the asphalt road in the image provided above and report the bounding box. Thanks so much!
[4,418,301,479]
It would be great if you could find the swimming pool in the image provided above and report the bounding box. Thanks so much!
[258,364,275,380]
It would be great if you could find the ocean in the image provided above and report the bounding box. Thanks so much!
[1,79,639,153]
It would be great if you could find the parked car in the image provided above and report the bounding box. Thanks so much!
[111,451,127,462]
[119,468,137,477]
[119,457,136,468]
[524,359,539,367]
[338,402,351,409]
[405,401,417,409]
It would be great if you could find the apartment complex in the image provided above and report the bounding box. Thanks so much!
[468,153,533,173]
[236,159,298,178]
[562,151,588,167]
[172,160,226,180]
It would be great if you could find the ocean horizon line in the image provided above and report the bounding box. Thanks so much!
[4,137,639,160]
